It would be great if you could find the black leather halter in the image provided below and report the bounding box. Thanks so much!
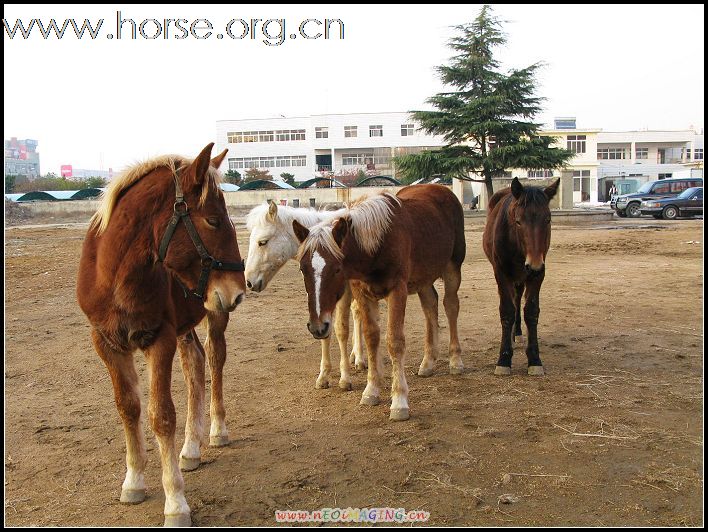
[157,169,245,300]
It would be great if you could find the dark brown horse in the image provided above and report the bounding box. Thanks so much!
[76,143,246,526]
[482,177,559,376]
[293,184,466,421]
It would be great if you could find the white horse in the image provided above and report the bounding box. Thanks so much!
[245,201,366,390]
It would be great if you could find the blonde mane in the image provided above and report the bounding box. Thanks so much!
[90,155,221,234]
[298,192,400,260]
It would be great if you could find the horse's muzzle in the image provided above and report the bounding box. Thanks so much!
[307,320,331,339]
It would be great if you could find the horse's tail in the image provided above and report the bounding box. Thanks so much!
[450,192,466,267]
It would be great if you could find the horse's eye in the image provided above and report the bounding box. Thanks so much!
[335,267,342,274]
[515,220,521,226]
[206,217,220,228]
[258,240,268,247]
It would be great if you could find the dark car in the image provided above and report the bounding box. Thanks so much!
[611,177,703,218]
[640,187,703,220]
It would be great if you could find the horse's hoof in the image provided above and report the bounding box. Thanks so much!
[179,455,200,472]
[315,378,329,389]
[360,394,380,406]
[528,365,545,376]
[389,408,410,421]
[418,367,434,377]
[164,513,191,527]
[339,380,353,391]
[355,361,368,371]
[449,365,464,375]
[209,435,229,447]
[494,365,512,376]
[120,488,146,505]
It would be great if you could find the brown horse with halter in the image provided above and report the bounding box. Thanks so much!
[76,143,246,526]
[293,184,466,421]
[483,177,559,376]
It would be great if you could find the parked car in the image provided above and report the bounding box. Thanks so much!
[640,187,703,219]
[611,177,703,218]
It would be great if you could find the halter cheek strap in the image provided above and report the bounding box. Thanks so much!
[157,170,245,300]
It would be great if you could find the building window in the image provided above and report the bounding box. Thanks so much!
[369,125,383,137]
[401,124,415,136]
[344,126,357,138]
[597,148,626,160]
[227,132,243,143]
[342,152,373,166]
[684,148,691,160]
[243,131,259,143]
[229,155,306,170]
[635,147,648,160]
[695,148,704,160]
[315,127,328,139]
[258,131,274,142]
[658,173,672,180]
[566,135,586,154]
[573,178,581,192]
[527,170,554,178]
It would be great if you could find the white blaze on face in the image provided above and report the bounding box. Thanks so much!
[311,251,326,317]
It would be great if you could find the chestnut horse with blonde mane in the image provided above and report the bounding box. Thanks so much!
[483,177,559,376]
[293,184,466,421]
[76,143,246,527]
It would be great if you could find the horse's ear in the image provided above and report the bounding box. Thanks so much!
[211,148,228,169]
[267,200,278,221]
[545,178,561,200]
[332,217,349,248]
[511,177,523,199]
[292,219,310,243]
[187,142,214,186]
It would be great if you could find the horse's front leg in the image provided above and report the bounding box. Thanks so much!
[358,291,383,406]
[204,310,230,447]
[316,335,332,389]
[494,272,517,376]
[177,330,206,471]
[524,273,545,376]
[334,295,353,390]
[145,325,191,527]
[387,282,410,421]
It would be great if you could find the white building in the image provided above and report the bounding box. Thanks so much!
[216,112,447,183]
[532,118,704,203]
[216,113,704,202]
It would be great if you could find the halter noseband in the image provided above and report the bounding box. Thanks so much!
[157,169,245,300]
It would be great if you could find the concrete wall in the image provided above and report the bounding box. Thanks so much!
[458,176,573,211]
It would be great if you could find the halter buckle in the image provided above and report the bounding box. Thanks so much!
[174,200,188,214]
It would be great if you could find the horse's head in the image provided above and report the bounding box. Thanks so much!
[245,201,299,292]
[162,143,246,312]
[293,217,349,339]
[509,177,559,274]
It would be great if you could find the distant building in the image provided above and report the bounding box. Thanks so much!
[61,167,114,180]
[5,137,40,177]
[216,112,448,183]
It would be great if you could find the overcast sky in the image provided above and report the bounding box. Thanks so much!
[3,3,705,175]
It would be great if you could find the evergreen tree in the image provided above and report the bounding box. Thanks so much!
[395,5,573,199]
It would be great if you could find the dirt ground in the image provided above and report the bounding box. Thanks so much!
[4,213,704,526]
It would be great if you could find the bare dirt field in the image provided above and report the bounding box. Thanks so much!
[4,213,704,526]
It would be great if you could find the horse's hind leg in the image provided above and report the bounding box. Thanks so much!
[349,295,367,370]
[204,311,230,447]
[513,283,524,340]
[417,284,439,377]
[524,274,545,376]
[443,261,464,375]
[334,295,353,390]
[92,330,147,505]
[177,330,206,472]
[145,326,191,527]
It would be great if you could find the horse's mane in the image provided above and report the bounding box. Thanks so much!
[90,155,222,235]
[488,185,549,213]
[298,192,401,260]
[246,203,345,234]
